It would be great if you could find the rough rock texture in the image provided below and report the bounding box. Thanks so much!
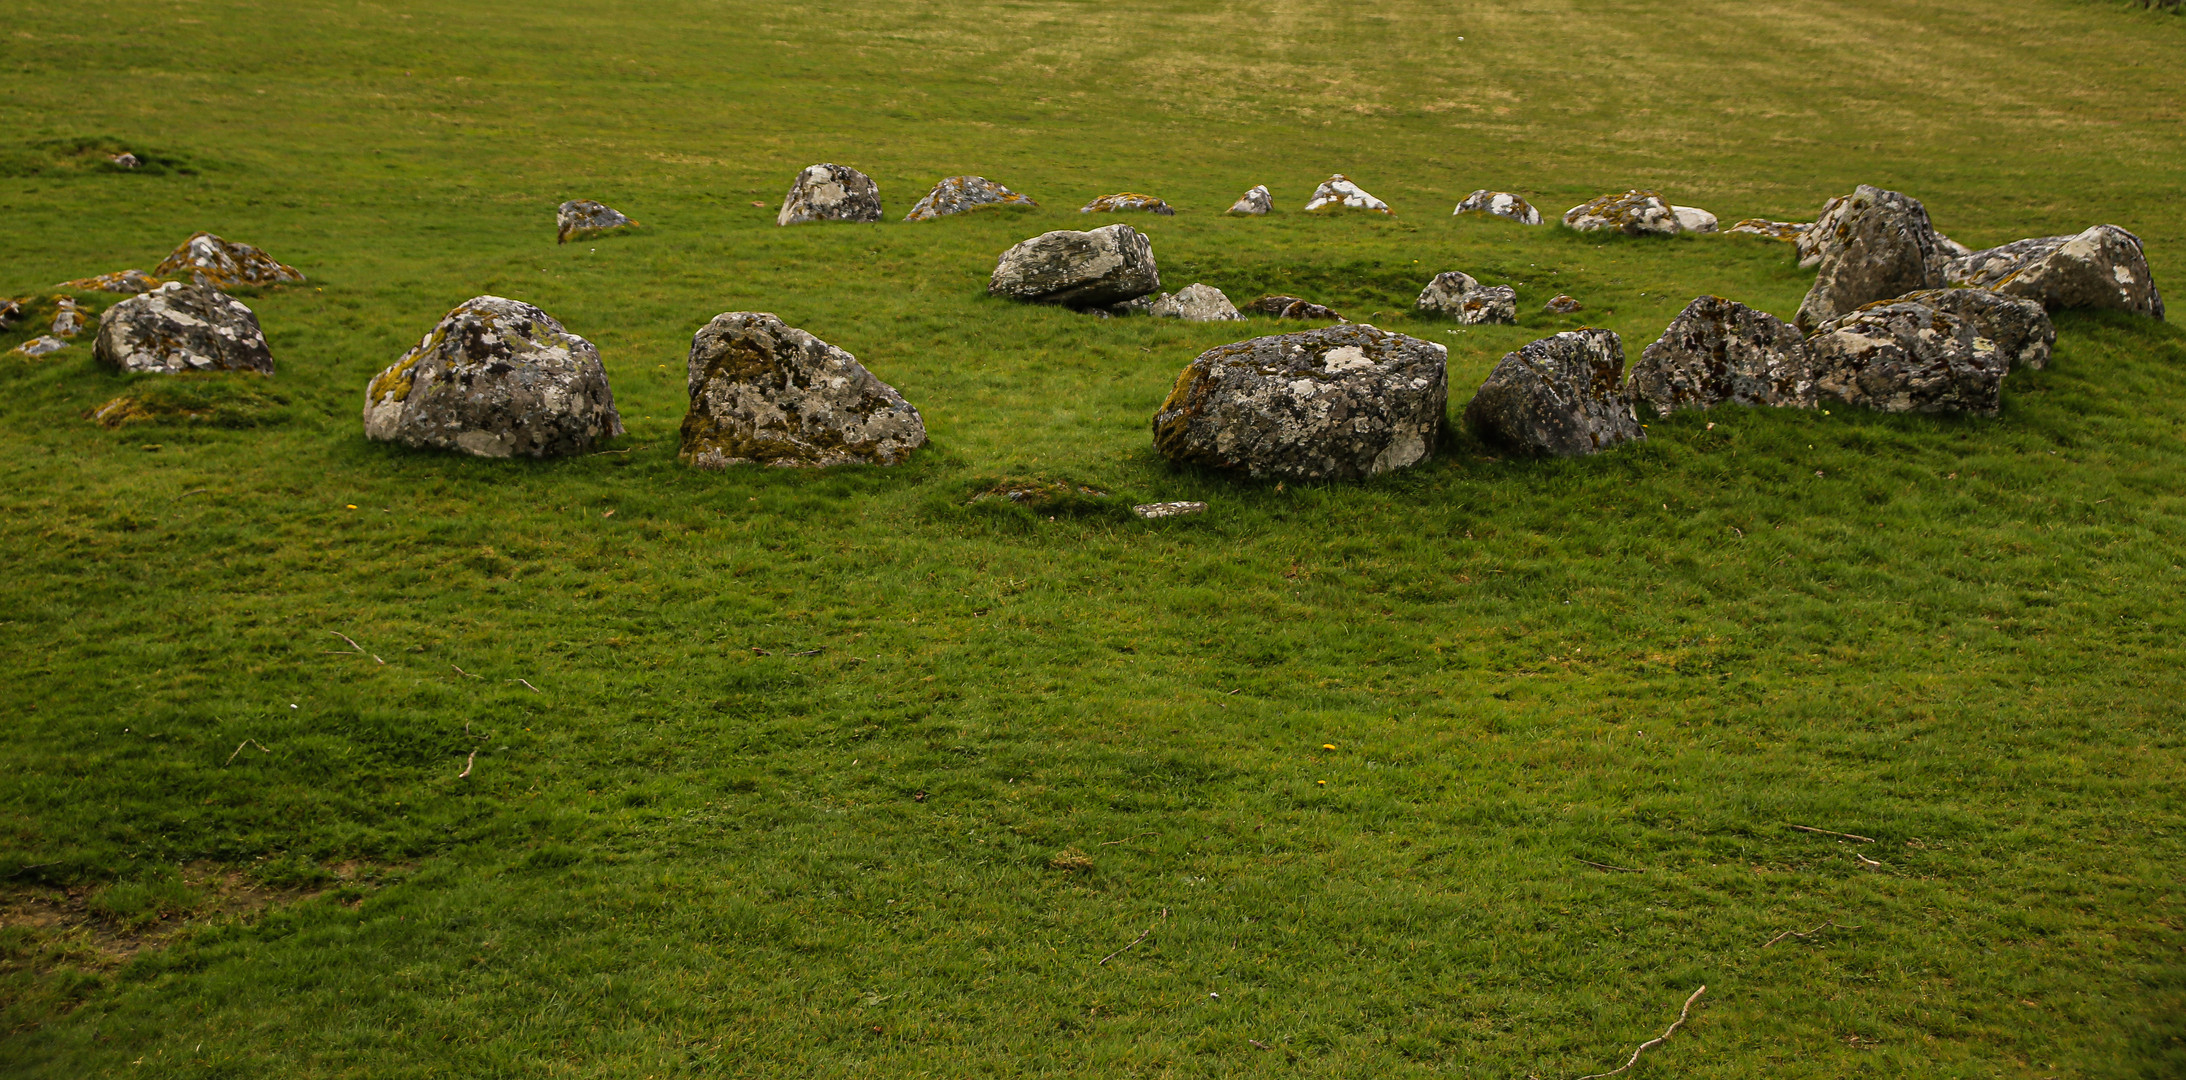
[1464,329,1643,457]
[556,200,638,244]
[1933,232,1974,259]
[678,312,925,469]
[1944,225,2164,319]
[1133,501,1206,519]
[1729,219,1808,242]
[1152,324,1446,481]
[95,282,274,375]
[904,176,1037,221]
[1807,300,2005,415]
[777,164,883,226]
[1415,271,1516,325]
[1897,288,2055,370]
[0,299,19,330]
[111,152,141,169]
[1228,185,1272,216]
[362,296,620,457]
[13,335,68,358]
[62,269,163,293]
[1562,190,1681,236]
[50,298,88,338]
[1796,187,1963,273]
[1453,190,1543,226]
[1544,294,1583,314]
[1672,206,1720,234]
[988,224,1160,308]
[152,233,304,289]
[1102,295,1157,317]
[1627,296,1815,414]
[1793,185,1946,332]
[1150,283,1243,322]
[1080,192,1175,216]
[1245,295,1345,321]
[1303,174,1390,214]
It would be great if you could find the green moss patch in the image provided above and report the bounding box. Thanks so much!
[85,377,289,430]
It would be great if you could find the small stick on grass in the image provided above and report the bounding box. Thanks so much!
[223,738,271,766]
[452,664,483,679]
[1100,832,1158,846]
[1576,858,1644,873]
[589,444,652,456]
[1099,908,1167,966]
[458,750,477,779]
[1789,824,1875,843]
[324,631,385,664]
[1762,920,1863,948]
[513,679,541,693]
[1574,985,1706,1080]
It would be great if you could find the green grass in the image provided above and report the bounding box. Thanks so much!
[3,0,2185,1076]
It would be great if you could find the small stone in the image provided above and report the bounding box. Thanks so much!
[1544,294,1583,314]
[1628,296,1814,414]
[12,335,69,358]
[1415,271,1516,325]
[1464,328,1643,457]
[777,164,883,226]
[60,269,164,293]
[1808,299,2005,415]
[1944,224,2164,319]
[556,200,638,244]
[1728,219,1808,242]
[1227,185,1272,215]
[1150,283,1243,322]
[152,233,304,289]
[50,297,89,338]
[1672,205,1719,234]
[1303,174,1391,214]
[679,312,926,469]
[1793,185,1946,332]
[1897,288,2055,370]
[110,152,141,169]
[1080,192,1175,215]
[904,176,1037,221]
[1133,501,1207,519]
[363,296,620,457]
[1453,190,1543,226]
[0,299,19,330]
[1244,295,1345,321]
[989,224,1160,309]
[1562,190,1681,236]
[96,282,274,374]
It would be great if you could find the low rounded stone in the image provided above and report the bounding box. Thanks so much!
[95,282,274,375]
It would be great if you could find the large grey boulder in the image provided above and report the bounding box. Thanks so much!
[1453,190,1542,225]
[1808,300,2005,416]
[152,233,304,288]
[1796,186,1964,269]
[905,176,1036,221]
[1227,185,1272,216]
[362,296,621,457]
[1464,329,1643,456]
[989,224,1159,308]
[95,282,274,375]
[1793,185,1946,332]
[1898,288,2054,370]
[1415,271,1515,325]
[1150,283,1243,322]
[1152,324,1446,481]
[556,200,637,244]
[1628,296,1814,414]
[678,313,925,469]
[1303,174,1391,214]
[777,164,883,225]
[1944,225,2164,319]
[1562,191,1680,236]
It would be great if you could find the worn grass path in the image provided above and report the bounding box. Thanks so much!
[2,1,2184,1076]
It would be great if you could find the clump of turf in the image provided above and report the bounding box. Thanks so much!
[84,376,289,430]
[0,137,197,178]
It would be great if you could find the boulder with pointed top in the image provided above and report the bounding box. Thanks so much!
[1244,295,1345,321]
[1807,300,2006,415]
[1464,329,1643,456]
[1303,174,1390,214]
[1081,192,1175,215]
[905,176,1037,221]
[1454,190,1542,225]
[1150,283,1243,322]
[95,282,274,375]
[1415,271,1516,325]
[1544,294,1583,314]
[153,233,304,288]
[1897,288,2055,370]
[678,312,926,469]
[777,164,883,226]
[1944,225,2164,319]
[1562,191,1680,236]
[556,200,637,243]
[989,224,1160,308]
[1628,296,1814,414]
[49,297,88,338]
[363,296,620,457]
[1228,185,1272,215]
[1793,185,1946,332]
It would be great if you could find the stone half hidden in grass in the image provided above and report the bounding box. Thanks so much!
[13,335,69,358]
[1543,294,1583,314]
[95,282,274,375]
[151,233,305,289]
[60,269,164,293]
[1415,271,1516,325]
[1149,283,1243,322]
[1227,185,1271,215]
[1808,299,2006,416]
[556,200,638,244]
[1152,324,1447,481]
[362,296,622,458]
[1244,295,1345,321]
[1079,192,1175,215]
[1628,295,1816,415]
[49,297,88,338]
[1672,205,1720,233]
[1945,224,2164,320]
[678,312,926,470]
[1728,218,1808,242]
[989,224,1160,309]
[904,175,1037,221]
[1303,174,1390,214]
[1464,328,1643,457]
[777,164,883,226]
[1562,190,1680,236]
[1453,189,1542,226]
[1793,185,1947,332]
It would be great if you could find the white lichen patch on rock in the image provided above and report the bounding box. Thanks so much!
[49,297,89,338]
[777,164,883,226]
[1897,288,2054,371]
[904,176,1037,221]
[152,233,304,289]
[1808,299,2006,416]
[1416,271,1516,325]
[1133,501,1207,519]
[989,224,1160,309]
[1080,192,1176,215]
[1227,185,1272,215]
[362,296,621,457]
[556,200,638,244]
[1628,296,1814,415]
[1464,329,1643,457]
[1728,219,1808,242]
[1150,283,1243,322]
[678,312,926,469]
[1945,224,2164,320]
[1672,205,1719,233]
[1562,191,1680,236]
[94,282,273,375]
[1303,174,1391,215]
[13,335,70,358]
[1453,190,1542,225]
[1794,185,1947,332]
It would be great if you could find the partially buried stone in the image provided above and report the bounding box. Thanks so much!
[96,282,274,375]
[1807,300,2005,416]
[1672,206,1719,234]
[1544,294,1583,314]
[556,200,638,244]
[1793,185,1946,332]
[1152,324,1447,481]
[904,176,1037,221]
[777,164,883,226]
[1627,296,1814,415]
[1245,295,1345,321]
[1453,190,1542,226]
[110,152,141,169]
[1228,185,1272,215]
[1562,191,1680,236]
[1415,271,1515,325]
[1897,288,2054,370]
[50,298,88,338]
[1133,501,1207,519]
[989,224,1160,309]
[1464,329,1643,457]
[0,299,19,330]
[1944,224,2164,319]
[13,336,69,358]
[60,269,163,293]
[1303,174,1391,214]
[679,312,926,469]
[1081,192,1175,215]
[1150,283,1243,322]
[1728,219,1808,243]
[153,233,304,289]
[362,296,620,457]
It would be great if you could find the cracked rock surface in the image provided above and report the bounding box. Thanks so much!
[1628,296,1814,414]
[152,233,304,289]
[1808,299,2005,415]
[989,224,1159,308]
[679,312,925,469]
[1794,185,1947,332]
[1945,224,2164,319]
[905,176,1036,221]
[363,296,621,457]
[1562,190,1680,236]
[1464,328,1643,456]
[556,200,638,244]
[778,164,883,225]
[1898,288,2055,370]
[1150,283,1243,322]
[1453,190,1542,225]
[1415,270,1516,325]
[1227,185,1272,215]
[1303,174,1390,214]
[95,282,274,375]
[1153,324,1446,481]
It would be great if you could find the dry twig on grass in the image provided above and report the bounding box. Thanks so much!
[223,738,271,766]
[458,750,478,779]
[452,665,483,680]
[1576,858,1644,873]
[1789,824,1875,842]
[589,444,652,456]
[1099,908,1167,965]
[1762,920,1863,948]
[1574,985,1706,1080]
[323,631,385,664]
[513,678,541,693]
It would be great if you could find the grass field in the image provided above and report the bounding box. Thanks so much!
[3,0,2185,1076]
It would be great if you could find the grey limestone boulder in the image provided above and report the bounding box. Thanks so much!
[1415,271,1516,325]
[1562,191,1680,236]
[905,176,1036,221]
[1454,190,1542,226]
[1150,283,1243,322]
[1672,206,1719,234]
[1152,324,1446,481]
[1228,185,1272,216]
[989,224,1159,308]
[50,297,88,338]
[1464,328,1643,456]
[1808,300,2005,416]
[13,336,69,358]
[1303,174,1390,214]
[1628,296,1814,415]
[1944,224,2163,319]
[557,200,638,244]
[1898,288,2055,370]
[152,233,304,289]
[678,312,925,469]
[362,296,621,457]
[95,282,274,375]
[1793,185,1946,332]
[777,164,883,225]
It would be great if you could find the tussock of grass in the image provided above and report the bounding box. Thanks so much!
[0,137,197,179]
[84,377,289,430]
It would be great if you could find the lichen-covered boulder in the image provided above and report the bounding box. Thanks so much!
[556,200,637,243]
[1150,283,1243,322]
[1627,296,1814,414]
[989,224,1159,309]
[1672,206,1719,234]
[1244,295,1345,321]
[1796,187,1963,271]
[1562,191,1680,236]
[1544,294,1583,314]
[1933,232,1974,259]
[777,164,883,226]
[1152,324,1446,481]
[1081,192,1175,215]
[1807,300,2006,416]
[1793,185,1947,332]
[1228,185,1272,215]
[1453,190,1542,226]
[362,296,620,457]
[0,298,20,330]
[13,336,68,358]
[50,297,88,338]
[61,269,163,293]
[1729,219,1807,242]
[1464,329,1643,456]
[94,282,273,375]
[1415,271,1516,325]
[1897,288,2055,370]
[905,176,1037,221]
[678,312,925,469]
[152,233,304,289]
[1944,225,2164,319]
[1303,174,1390,214]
